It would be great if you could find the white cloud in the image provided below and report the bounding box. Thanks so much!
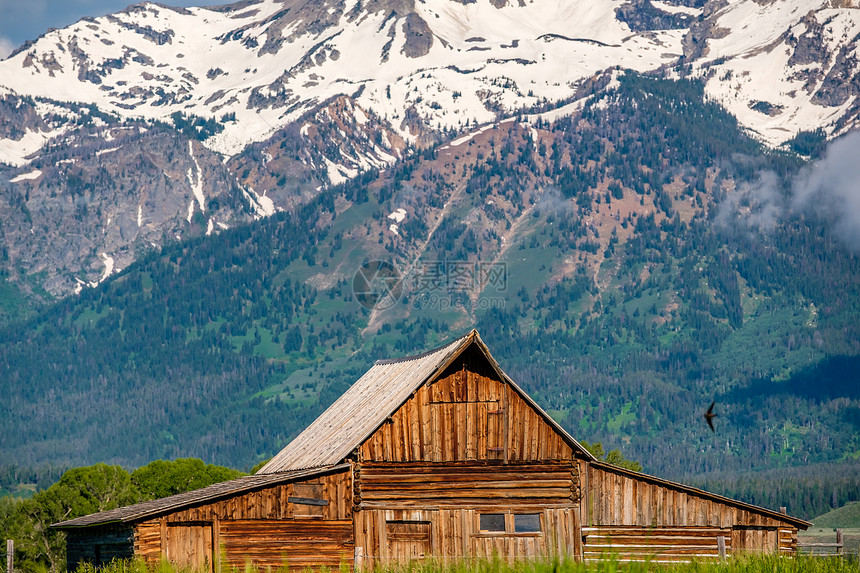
[716,132,860,252]
[715,171,784,233]
[0,36,13,60]
[792,131,860,250]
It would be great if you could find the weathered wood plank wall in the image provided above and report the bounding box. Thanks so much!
[146,472,352,523]
[360,360,574,464]
[358,462,577,508]
[584,464,798,557]
[354,507,581,567]
[165,523,213,572]
[133,469,353,570]
[220,520,354,569]
[582,526,732,562]
[353,352,584,566]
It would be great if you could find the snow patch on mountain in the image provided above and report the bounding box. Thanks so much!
[651,1,701,16]
[388,208,407,223]
[187,141,206,213]
[243,186,276,218]
[98,253,115,283]
[690,0,860,144]
[75,253,116,293]
[0,128,64,167]
[9,169,42,182]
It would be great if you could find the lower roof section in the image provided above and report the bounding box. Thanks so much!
[52,464,350,529]
[589,460,811,529]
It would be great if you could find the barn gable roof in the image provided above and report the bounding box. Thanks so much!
[52,464,349,529]
[257,330,596,474]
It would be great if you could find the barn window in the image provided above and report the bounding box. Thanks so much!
[514,513,541,533]
[479,512,542,535]
[479,513,505,532]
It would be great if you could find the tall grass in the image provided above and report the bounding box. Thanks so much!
[75,555,858,573]
[374,555,857,573]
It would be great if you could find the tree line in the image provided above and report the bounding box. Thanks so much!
[0,459,243,573]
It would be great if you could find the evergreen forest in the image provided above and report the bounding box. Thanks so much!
[0,73,857,528]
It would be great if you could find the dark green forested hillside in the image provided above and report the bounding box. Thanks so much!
[0,73,857,517]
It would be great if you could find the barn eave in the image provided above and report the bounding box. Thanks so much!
[590,460,811,529]
[50,463,350,529]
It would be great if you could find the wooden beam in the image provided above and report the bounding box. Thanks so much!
[289,497,329,507]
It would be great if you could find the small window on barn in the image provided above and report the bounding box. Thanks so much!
[514,513,541,533]
[479,513,505,532]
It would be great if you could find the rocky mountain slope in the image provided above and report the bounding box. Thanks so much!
[0,0,857,297]
[1,71,858,482]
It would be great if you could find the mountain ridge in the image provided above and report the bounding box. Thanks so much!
[0,0,857,499]
[0,0,858,297]
[1,72,857,484]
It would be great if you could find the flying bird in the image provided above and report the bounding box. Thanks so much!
[704,401,717,432]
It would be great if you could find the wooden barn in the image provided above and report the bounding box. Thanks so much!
[54,330,810,570]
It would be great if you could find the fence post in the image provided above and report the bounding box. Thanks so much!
[835,529,843,558]
[354,546,364,572]
[6,539,12,573]
[717,536,726,561]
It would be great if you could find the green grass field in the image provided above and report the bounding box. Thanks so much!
[810,502,860,529]
[800,501,860,556]
[799,528,860,557]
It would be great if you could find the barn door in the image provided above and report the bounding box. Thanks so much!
[165,522,214,573]
[386,521,431,560]
[732,526,779,554]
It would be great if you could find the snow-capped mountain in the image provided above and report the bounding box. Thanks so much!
[2,0,856,163]
[685,0,860,146]
[0,0,684,164]
[0,0,857,296]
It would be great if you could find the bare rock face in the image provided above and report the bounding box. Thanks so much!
[813,44,860,107]
[258,0,348,55]
[787,12,830,67]
[680,0,729,62]
[401,13,433,58]
[783,11,830,95]
[616,0,695,32]
[228,95,405,207]
[0,93,47,140]
[0,122,251,296]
